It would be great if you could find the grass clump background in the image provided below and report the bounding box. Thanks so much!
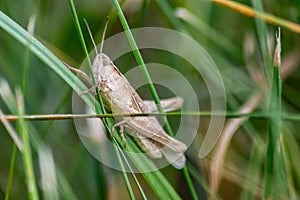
[1,0,300,199]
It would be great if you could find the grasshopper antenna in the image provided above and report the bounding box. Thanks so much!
[99,16,109,55]
[84,19,98,55]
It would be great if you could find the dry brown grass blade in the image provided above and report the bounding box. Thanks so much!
[210,91,262,192]
[212,0,300,34]
[0,108,24,151]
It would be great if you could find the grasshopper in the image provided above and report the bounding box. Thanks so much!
[66,19,187,169]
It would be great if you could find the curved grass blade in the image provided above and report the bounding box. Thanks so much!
[0,7,184,200]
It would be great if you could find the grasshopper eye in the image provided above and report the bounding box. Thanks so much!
[101,54,111,66]
[103,58,110,66]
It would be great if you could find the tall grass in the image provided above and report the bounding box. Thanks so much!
[0,0,300,199]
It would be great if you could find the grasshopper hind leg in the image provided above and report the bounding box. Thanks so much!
[134,137,163,158]
[111,119,130,147]
[118,125,128,147]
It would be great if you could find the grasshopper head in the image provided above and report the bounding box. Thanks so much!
[92,53,122,93]
[92,53,116,82]
[92,53,112,75]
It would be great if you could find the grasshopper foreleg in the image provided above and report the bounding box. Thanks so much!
[63,62,92,83]
[63,62,103,96]
[78,83,101,96]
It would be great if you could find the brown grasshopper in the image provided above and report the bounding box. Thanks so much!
[66,19,187,169]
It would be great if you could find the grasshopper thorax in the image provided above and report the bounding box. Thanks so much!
[92,53,112,81]
[92,53,122,92]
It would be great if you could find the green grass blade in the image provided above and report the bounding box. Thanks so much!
[22,15,36,95]
[125,138,182,200]
[141,1,199,199]
[114,143,136,200]
[175,7,240,61]
[4,144,17,200]
[264,28,287,199]
[283,128,300,198]
[155,0,183,31]
[56,170,79,200]
[111,1,194,199]
[251,0,272,85]
[67,1,137,198]
[16,89,39,200]
[0,10,97,199]
[188,164,220,199]
[0,75,78,200]
[117,143,148,199]
[0,8,183,200]
[182,167,198,200]
[67,0,95,86]
[67,1,181,198]
[0,11,91,100]
[111,0,174,137]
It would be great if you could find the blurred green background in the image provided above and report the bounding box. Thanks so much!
[1,0,300,199]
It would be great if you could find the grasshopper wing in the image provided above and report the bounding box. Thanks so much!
[122,83,187,168]
[143,97,183,113]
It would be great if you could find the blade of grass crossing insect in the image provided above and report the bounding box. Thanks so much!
[67,0,126,155]
[111,1,197,199]
[111,0,174,137]
[67,1,138,198]
[0,8,148,199]
[0,11,101,129]
[16,89,39,200]
[153,4,225,197]
[0,8,182,200]
[3,111,300,122]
